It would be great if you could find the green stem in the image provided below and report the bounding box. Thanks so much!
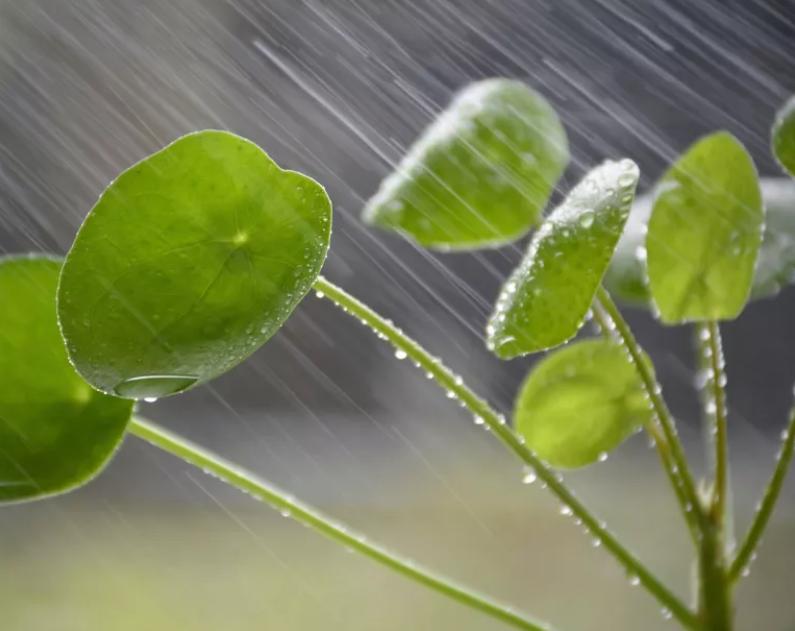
[314,276,697,630]
[591,302,700,545]
[697,520,733,631]
[595,287,706,534]
[128,415,554,631]
[697,322,732,549]
[729,402,795,582]
[693,322,734,631]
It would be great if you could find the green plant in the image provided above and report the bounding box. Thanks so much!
[2,77,795,631]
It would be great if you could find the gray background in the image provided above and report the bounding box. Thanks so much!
[1,1,794,630]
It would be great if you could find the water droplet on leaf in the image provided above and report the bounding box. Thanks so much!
[114,375,198,399]
[578,211,595,228]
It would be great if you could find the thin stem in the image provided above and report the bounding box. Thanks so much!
[595,287,706,533]
[314,276,697,630]
[697,520,733,631]
[729,403,795,582]
[128,415,555,631]
[697,322,732,549]
[591,303,700,544]
[694,323,734,631]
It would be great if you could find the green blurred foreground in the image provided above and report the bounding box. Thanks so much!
[1,432,793,631]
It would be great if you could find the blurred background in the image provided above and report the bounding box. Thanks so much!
[1,0,795,629]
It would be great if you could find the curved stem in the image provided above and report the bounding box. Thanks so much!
[729,403,795,582]
[128,415,555,631]
[595,287,706,534]
[592,302,700,544]
[313,276,697,630]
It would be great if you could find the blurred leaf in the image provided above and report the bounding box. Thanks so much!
[752,179,795,298]
[0,255,132,503]
[514,339,652,469]
[362,79,569,250]
[58,131,332,400]
[605,179,795,306]
[773,94,795,177]
[487,160,639,359]
[646,132,763,323]
[601,193,652,307]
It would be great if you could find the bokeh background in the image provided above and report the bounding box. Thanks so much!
[1,1,795,629]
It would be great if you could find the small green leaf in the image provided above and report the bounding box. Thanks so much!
[646,132,763,323]
[606,179,795,306]
[362,79,569,250]
[514,339,652,469]
[58,131,332,399]
[487,159,640,359]
[773,94,795,177]
[0,255,132,503]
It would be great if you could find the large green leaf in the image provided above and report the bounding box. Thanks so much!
[362,79,569,250]
[58,131,332,399]
[514,339,652,469]
[0,256,132,503]
[773,94,795,177]
[646,132,763,323]
[487,159,640,359]
[606,179,795,306]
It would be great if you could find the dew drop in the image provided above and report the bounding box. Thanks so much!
[578,211,595,228]
[597,451,608,463]
[280,509,292,518]
[660,608,672,620]
[394,349,408,360]
[629,575,641,587]
[694,369,710,389]
[706,401,717,415]
[522,467,537,484]
[115,374,198,399]
[560,505,573,516]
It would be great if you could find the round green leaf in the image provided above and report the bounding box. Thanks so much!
[606,179,795,306]
[58,131,332,399]
[773,94,795,177]
[646,132,763,323]
[0,255,133,503]
[362,79,569,251]
[514,339,652,469]
[487,159,640,359]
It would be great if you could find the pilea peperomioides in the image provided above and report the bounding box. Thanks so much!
[3,78,795,631]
